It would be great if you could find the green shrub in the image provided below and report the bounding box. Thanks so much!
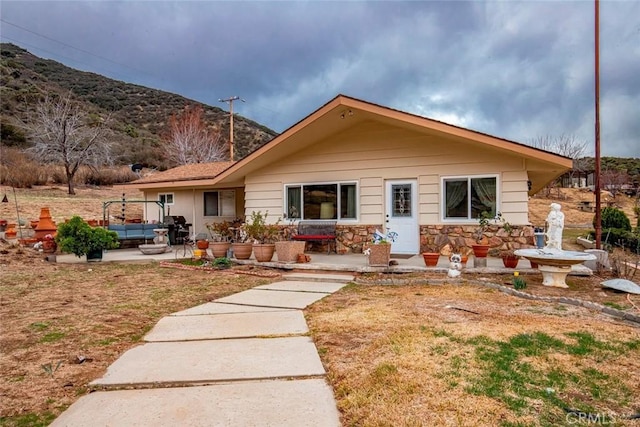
[513,276,527,290]
[56,216,119,258]
[591,228,640,254]
[596,207,631,231]
[212,257,232,269]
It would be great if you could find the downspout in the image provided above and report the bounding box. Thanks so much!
[192,188,197,239]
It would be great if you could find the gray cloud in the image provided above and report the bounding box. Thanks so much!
[1,0,638,157]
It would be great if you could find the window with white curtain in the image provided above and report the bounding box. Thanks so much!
[285,182,357,220]
[443,176,497,220]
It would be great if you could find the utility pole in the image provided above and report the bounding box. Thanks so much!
[218,96,245,161]
[594,0,602,249]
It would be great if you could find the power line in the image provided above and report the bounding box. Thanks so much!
[0,18,157,80]
[0,34,129,80]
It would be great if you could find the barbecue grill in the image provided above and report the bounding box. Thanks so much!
[163,215,191,245]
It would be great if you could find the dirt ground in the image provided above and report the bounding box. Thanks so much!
[0,185,639,425]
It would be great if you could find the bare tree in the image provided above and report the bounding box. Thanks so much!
[601,169,629,199]
[164,105,227,165]
[27,95,113,195]
[528,134,589,196]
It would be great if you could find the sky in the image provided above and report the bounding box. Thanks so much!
[1,1,639,158]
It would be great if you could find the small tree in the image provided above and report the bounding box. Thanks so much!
[164,105,227,165]
[528,134,588,197]
[27,94,113,195]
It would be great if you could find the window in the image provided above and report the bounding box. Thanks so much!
[204,190,236,217]
[285,182,357,220]
[158,193,174,206]
[443,176,497,220]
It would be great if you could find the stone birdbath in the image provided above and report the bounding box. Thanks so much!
[515,203,596,288]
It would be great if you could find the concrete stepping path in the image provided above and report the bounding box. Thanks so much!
[215,288,332,309]
[52,379,340,427]
[145,310,308,341]
[91,336,326,387]
[51,274,350,426]
[172,302,290,316]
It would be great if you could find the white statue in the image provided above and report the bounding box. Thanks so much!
[545,203,565,251]
[447,254,463,278]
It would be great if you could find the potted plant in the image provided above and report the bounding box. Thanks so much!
[364,230,397,267]
[55,216,119,262]
[206,220,233,257]
[421,239,442,267]
[244,211,280,262]
[228,217,253,260]
[275,219,306,263]
[471,210,494,258]
[500,249,520,268]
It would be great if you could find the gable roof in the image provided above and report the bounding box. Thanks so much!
[130,161,235,185]
[125,94,572,194]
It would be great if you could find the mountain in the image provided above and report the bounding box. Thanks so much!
[0,43,278,168]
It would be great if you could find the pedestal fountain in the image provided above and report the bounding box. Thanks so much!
[515,203,596,288]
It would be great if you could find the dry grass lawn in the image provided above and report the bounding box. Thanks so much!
[0,184,639,426]
[306,283,640,426]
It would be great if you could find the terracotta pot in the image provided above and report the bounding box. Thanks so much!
[231,242,253,260]
[42,239,57,253]
[196,240,210,250]
[210,242,231,258]
[86,219,98,227]
[502,255,519,268]
[472,244,490,258]
[30,220,39,229]
[253,243,275,262]
[422,252,440,267]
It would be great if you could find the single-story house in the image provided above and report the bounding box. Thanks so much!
[120,94,572,255]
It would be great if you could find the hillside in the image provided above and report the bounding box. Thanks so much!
[0,43,278,168]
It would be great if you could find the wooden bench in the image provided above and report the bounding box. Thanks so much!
[291,220,337,254]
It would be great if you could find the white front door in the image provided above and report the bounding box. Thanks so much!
[385,180,419,254]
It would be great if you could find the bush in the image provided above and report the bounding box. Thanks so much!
[590,227,640,254]
[0,148,48,187]
[596,207,631,231]
[55,216,119,258]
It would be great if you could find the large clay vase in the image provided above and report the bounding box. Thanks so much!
[471,244,490,258]
[422,252,440,267]
[231,242,253,260]
[253,244,275,262]
[502,255,519,268]
[210,242,231,258]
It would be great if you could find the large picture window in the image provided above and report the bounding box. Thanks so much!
[285,182,357,220]
[204,190,236,217]
[443,176,497,220]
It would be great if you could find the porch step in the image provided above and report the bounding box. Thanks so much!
[282,272,354,283]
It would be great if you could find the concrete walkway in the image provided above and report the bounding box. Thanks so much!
[50,273,351,427]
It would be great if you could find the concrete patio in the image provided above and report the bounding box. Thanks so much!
[52,246,594,276]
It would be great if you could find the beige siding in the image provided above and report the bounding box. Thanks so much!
[243,121,531,225]
[142,188,243,236]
